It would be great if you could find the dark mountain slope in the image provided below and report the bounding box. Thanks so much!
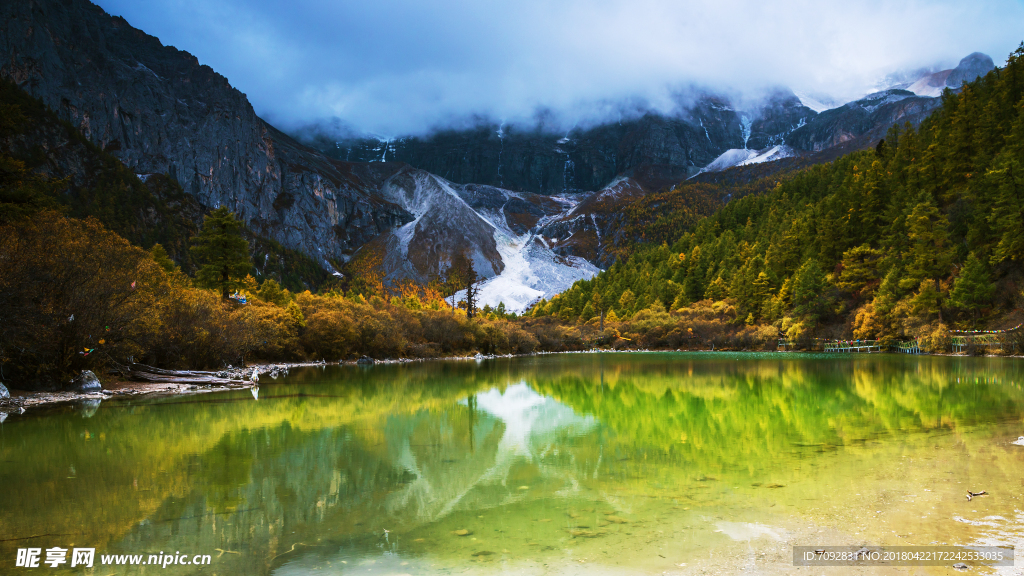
[785,89,941,152]
[0,78,201,262]
[0,79,335,290]
[315,102,749,195]
[0,0,412,268]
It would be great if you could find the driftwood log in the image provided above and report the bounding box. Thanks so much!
[127,363,243,386]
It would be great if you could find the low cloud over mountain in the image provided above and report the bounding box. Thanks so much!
[93,0,1024,137]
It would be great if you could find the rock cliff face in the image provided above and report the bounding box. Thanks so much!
[0,0,412,267]
[746,90,815,149]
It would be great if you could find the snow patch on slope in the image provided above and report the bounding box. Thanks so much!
[703,148,760,171]
[793,91,840,113]
[692,145,796,177]
[738,145,795,166]
[905,70,952,98]
[857,90,914,114]
[468,223,599,313]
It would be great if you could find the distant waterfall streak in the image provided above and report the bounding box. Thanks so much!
[563,157,575,192]
[496,123,506,187]
[558,135,576,192]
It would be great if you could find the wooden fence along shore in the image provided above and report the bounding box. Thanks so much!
[949,322,1021,353]
[778,339,917,353]
[778,323,1020,355]
[823,340,884,353]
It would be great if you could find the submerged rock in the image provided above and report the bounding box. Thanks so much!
[71,370,102,392]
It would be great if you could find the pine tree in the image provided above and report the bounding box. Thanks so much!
[257,278,286,306]
[580,302,595,321]
[900,194,953,290]
[791,259,827,320]
[949,253,995,323]
[464,261,479,319]
[837,245,882,295]
[750,272,772,320]
[190,207,251,299]
[618,289,636,315]
[591,290,609,330]
[149,243,176,272]
[704,276,729,301]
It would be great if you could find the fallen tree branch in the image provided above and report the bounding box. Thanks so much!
[127,363,241,385]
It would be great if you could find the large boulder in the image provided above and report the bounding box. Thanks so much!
[0,382,9,399]
[71,370,102,392]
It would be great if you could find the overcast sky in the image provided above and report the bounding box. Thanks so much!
[95,0,1024,137]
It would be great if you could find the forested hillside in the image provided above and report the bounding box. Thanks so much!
[533,44,1024,350]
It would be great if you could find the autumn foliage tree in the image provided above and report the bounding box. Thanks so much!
[0,211,165,387]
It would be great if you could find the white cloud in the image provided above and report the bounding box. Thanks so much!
[96,0,1024,136]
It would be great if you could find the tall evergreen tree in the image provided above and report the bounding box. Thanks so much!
[900,194,953,290]
[791,259,828,320]
[949,253,995,323]
[463,260,479,319]
[149,243,176,273]
[190,207,251,299]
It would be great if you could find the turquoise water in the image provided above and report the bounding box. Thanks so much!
[1,352,1023,574]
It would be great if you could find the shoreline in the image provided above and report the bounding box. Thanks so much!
[2,349,1019,418]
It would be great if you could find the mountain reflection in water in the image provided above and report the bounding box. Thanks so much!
[1,353,1023,575]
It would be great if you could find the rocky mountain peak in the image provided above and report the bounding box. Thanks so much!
[946,52,996,87]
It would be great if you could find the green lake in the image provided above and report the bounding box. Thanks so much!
[2,352,1023,575]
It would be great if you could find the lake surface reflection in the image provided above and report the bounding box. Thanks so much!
[2,352,1023,574]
